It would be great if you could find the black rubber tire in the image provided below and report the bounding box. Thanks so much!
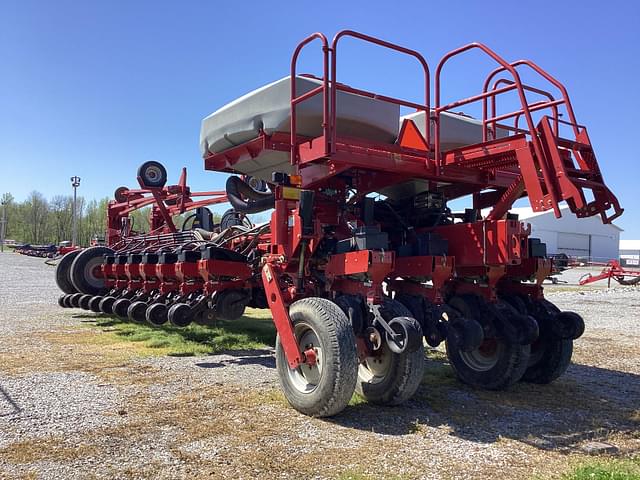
[99,296,117,314]
[79,294,92,310]
[334,294,365,334]
[355,299,425,405]
[70,246,114,295]
[88,296,103,313]
[522,337,573,384]
[57,295,67,308]
[275,297,358,417]
[55,249,81,294]
[137,161,167,188]
[114,186,129,203]
[112,298,132,319]
[146,303,168,326]
[168,303,193,327]
[127,301,148,323]
[69,293,84,308]
[446,296,530,390]
[215,289,248,320]
[62,294,74,308]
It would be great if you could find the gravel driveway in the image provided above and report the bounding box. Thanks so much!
[1,252,638,479]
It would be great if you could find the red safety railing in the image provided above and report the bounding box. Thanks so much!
[290,32,331,166]
[434,43,559,205]
[329,30,431,153]
[289,30,431,166]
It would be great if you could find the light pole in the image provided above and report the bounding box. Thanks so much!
[71,176,81,247]
[0,199,7,253]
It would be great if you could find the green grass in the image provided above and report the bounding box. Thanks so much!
[562,458,640,480]
[90,307,276,357]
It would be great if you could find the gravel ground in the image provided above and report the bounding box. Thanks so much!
[0,252,639,479]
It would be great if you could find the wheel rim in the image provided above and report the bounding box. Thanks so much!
[459,338,502,372]
[286,322,323,394]
[83,258,105,290]
[358,344,393,385]
[144,165,162,184]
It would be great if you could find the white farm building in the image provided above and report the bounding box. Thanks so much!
[498,206,622,262]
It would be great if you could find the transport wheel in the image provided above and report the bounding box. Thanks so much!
[112,298,132,319]
[168,303,193,327]
[137,161,167,188]
[114,186,129,203]
[55,249,81,294]
[70,246,114,295]
[445,296,530,390]
[79,294,92,310]
[99,296,117,314]
[356,299,424,405]
[69,293,84,308]
[88,296,102,313]
[127,301,148,323]
[275,297,358,417]
[146,303,168,326]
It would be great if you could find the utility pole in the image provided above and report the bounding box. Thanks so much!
[0,199,7,253]
[71,176,81,247]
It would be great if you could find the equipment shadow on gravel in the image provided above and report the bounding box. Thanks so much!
[196,350,275,369]
[332,356,640,452]
[0,385,22,417]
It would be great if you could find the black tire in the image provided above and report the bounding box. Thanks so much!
[356,299,424,405]
[99,296,117,314]
[70,246,114,295]
[446,296,530,390]
[146,303,168,326]
[112,298,132,319]
[114,186,129,203]
[275,297,358,417]
[55,249,81,294]
[69,293,84,308]
[79,294,92,310]
[522,337,573,384]
[168,303,193,327]
[62,294,74,308]
[127,301,148,323]
[57,295,67,308]
[88,296,103,313]
[137,161,167,188]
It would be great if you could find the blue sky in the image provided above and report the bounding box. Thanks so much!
[1,0,638,237]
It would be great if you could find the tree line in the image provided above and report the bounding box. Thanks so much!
[0,191,151,246]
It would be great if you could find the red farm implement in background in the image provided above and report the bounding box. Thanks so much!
[55,30,621,417]
[579,260,640,287]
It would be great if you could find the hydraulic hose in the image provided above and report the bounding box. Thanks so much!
[225,176,274,214]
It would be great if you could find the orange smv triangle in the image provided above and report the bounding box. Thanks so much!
[398,119,429,152]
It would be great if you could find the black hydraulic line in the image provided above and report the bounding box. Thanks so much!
[225,176,274,214]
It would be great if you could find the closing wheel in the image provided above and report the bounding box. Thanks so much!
[69,293,84,308]
[385,316,423,354]
[62,294,74,308]
[522,337,573,384]
[127,301,148,323]
[99,296,117,314]
[70,246,114,295]
[79,294,92,310]
[88,296,103,313]
[275,297,358,417]
[137,161,167,188]
[55,249,81,294]
[112,298,132,319]
[146,303,168,326]
[168,303,193,327]
[446,295,530,390]
[356,299,424,405]
[523,299,574,384]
